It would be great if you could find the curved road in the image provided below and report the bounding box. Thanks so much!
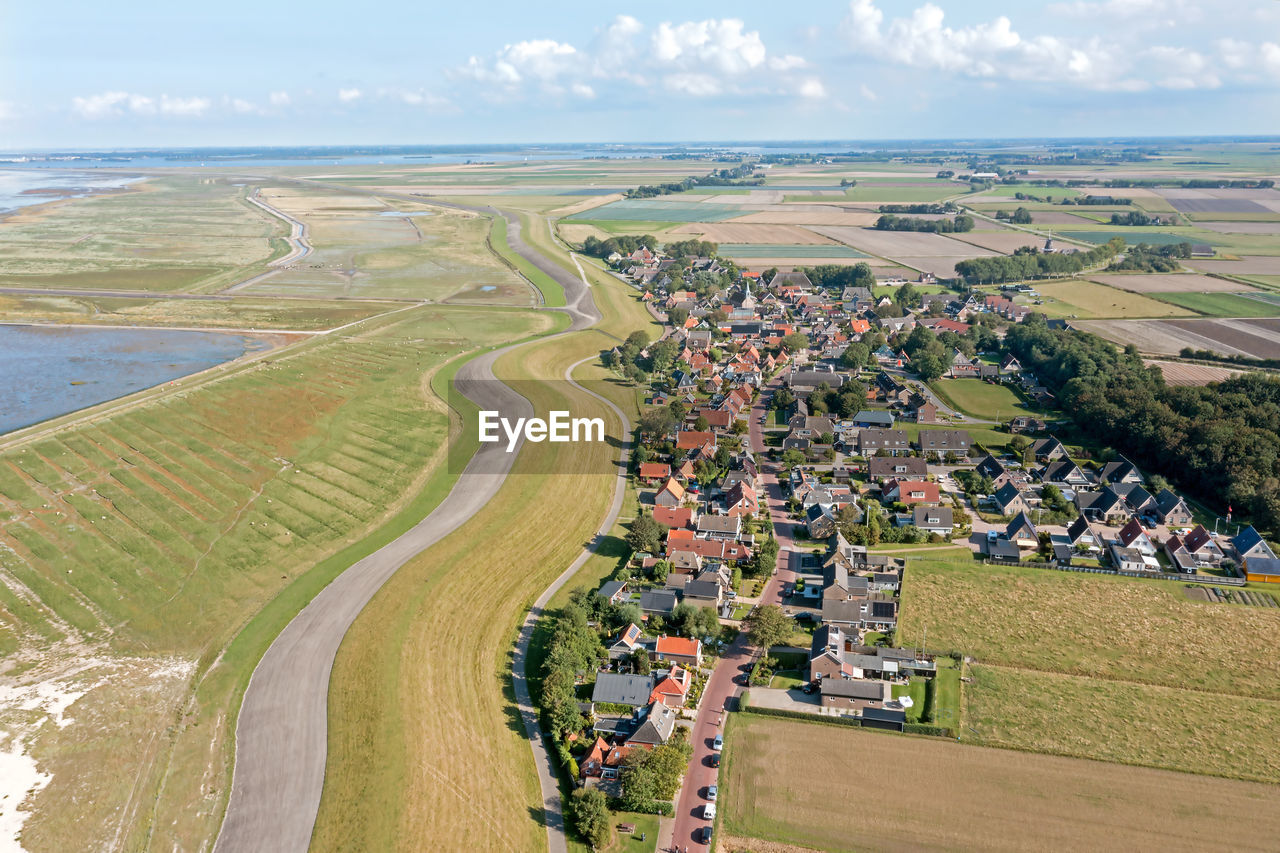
[510,353,634,853]
[214,209,600,853]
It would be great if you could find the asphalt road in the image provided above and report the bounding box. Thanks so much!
[668,380,798,851]
[214,206,598,853]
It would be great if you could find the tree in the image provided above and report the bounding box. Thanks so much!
[689,606,721,639]
[625,330,651,350]
[840,342,870,370]
[569,788,611,849]
[694,414,710,432]
[893,282,920,310]
[912,350,946,382]
[771,387,795,411]
[781,332,810,352]
[626,512,667,554]
[627,647,651,675]
[638,407,675,438]
[780,449,806,470]
[749,536,779,578]
[742,604,792,652]
[615,602,644,629]
[731,418,748,435]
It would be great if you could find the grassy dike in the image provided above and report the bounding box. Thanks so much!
[311,252,657,851]
[129,310,565,852]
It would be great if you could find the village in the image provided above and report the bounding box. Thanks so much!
[543,240,1280,850]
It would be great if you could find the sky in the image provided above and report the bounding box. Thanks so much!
[3,0,1279,149]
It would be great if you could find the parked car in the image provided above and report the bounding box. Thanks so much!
[701,826,714,843]
[709,753,720,768]
[703,803,717,820]
[707,785,718,801]
[713,734,724,751]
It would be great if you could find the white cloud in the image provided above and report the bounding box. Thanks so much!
[0,101,14,121]
[859,83,878,101]
[337,87,362,103]
[228,97,259,115]
[71,91,215,119]
[159,95,210,116]
[798,78,827,99]
[269,91,290,106]
[455,14,823,102]
[839,0,1236,91]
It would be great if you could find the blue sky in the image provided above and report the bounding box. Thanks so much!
[3,0,1279,148]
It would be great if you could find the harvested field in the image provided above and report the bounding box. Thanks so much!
[555,222,611,245]
[1087,272,1255,293]
[948,231,1055,253]
[564,199,742,222]
[891,255,981,278]
[1151,291,1280,317]
[1186,256,1280,275]
[966,665,1280,782]
[1145,360,1245,385]
[1031,280,1194,319]
[1161,317,1280,358]
[1197,220,1280,234]
[1076,318,1253,356]
[729,209,878,227]
[717,244,867,258]
[668,222,837,244]
[807,226,988,258]
[723,715,1280,853]
[898,560,1280,700]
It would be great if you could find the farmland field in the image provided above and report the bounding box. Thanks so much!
[668,222,838,245]
[1145,359,1244,385]
[807,226,990,258]
[1186,256,1280,275]
[721,715,1280,853]
[731,209,878,227]
[1057,229,1218,246]
[898,560,1280,700]
[930,379,1031,420]
[564,198,743,222]
[966,665,1280,782]
[1087,272,1255,293]
[1149,291,1280,317]
[1030,279,1195,319]
[948,231,1055,253]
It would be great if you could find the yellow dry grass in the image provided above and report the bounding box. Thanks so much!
[723,715,1280,853]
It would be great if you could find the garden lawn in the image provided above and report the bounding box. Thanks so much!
[930,379,1033,421]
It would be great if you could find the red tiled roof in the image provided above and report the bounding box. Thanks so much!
[676,430,716,449]
[655,636,700,657]
[652,506,694,529]
[639,462,672,479]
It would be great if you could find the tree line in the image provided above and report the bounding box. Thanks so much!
[1003,317,1280,538]
[624,164,762,198]
[874,214,974,233]
[954,237,1124,284]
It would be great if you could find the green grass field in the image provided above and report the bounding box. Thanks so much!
[966,664,1280,782]
[1148,291,1280,317]
[930,379,1035,420]
[1032,279,1197,319]
[1057,230,1219,246]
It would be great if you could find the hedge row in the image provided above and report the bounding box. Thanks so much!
[742,703,957,738]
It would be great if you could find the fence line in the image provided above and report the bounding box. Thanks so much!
[983,558,1246,586]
